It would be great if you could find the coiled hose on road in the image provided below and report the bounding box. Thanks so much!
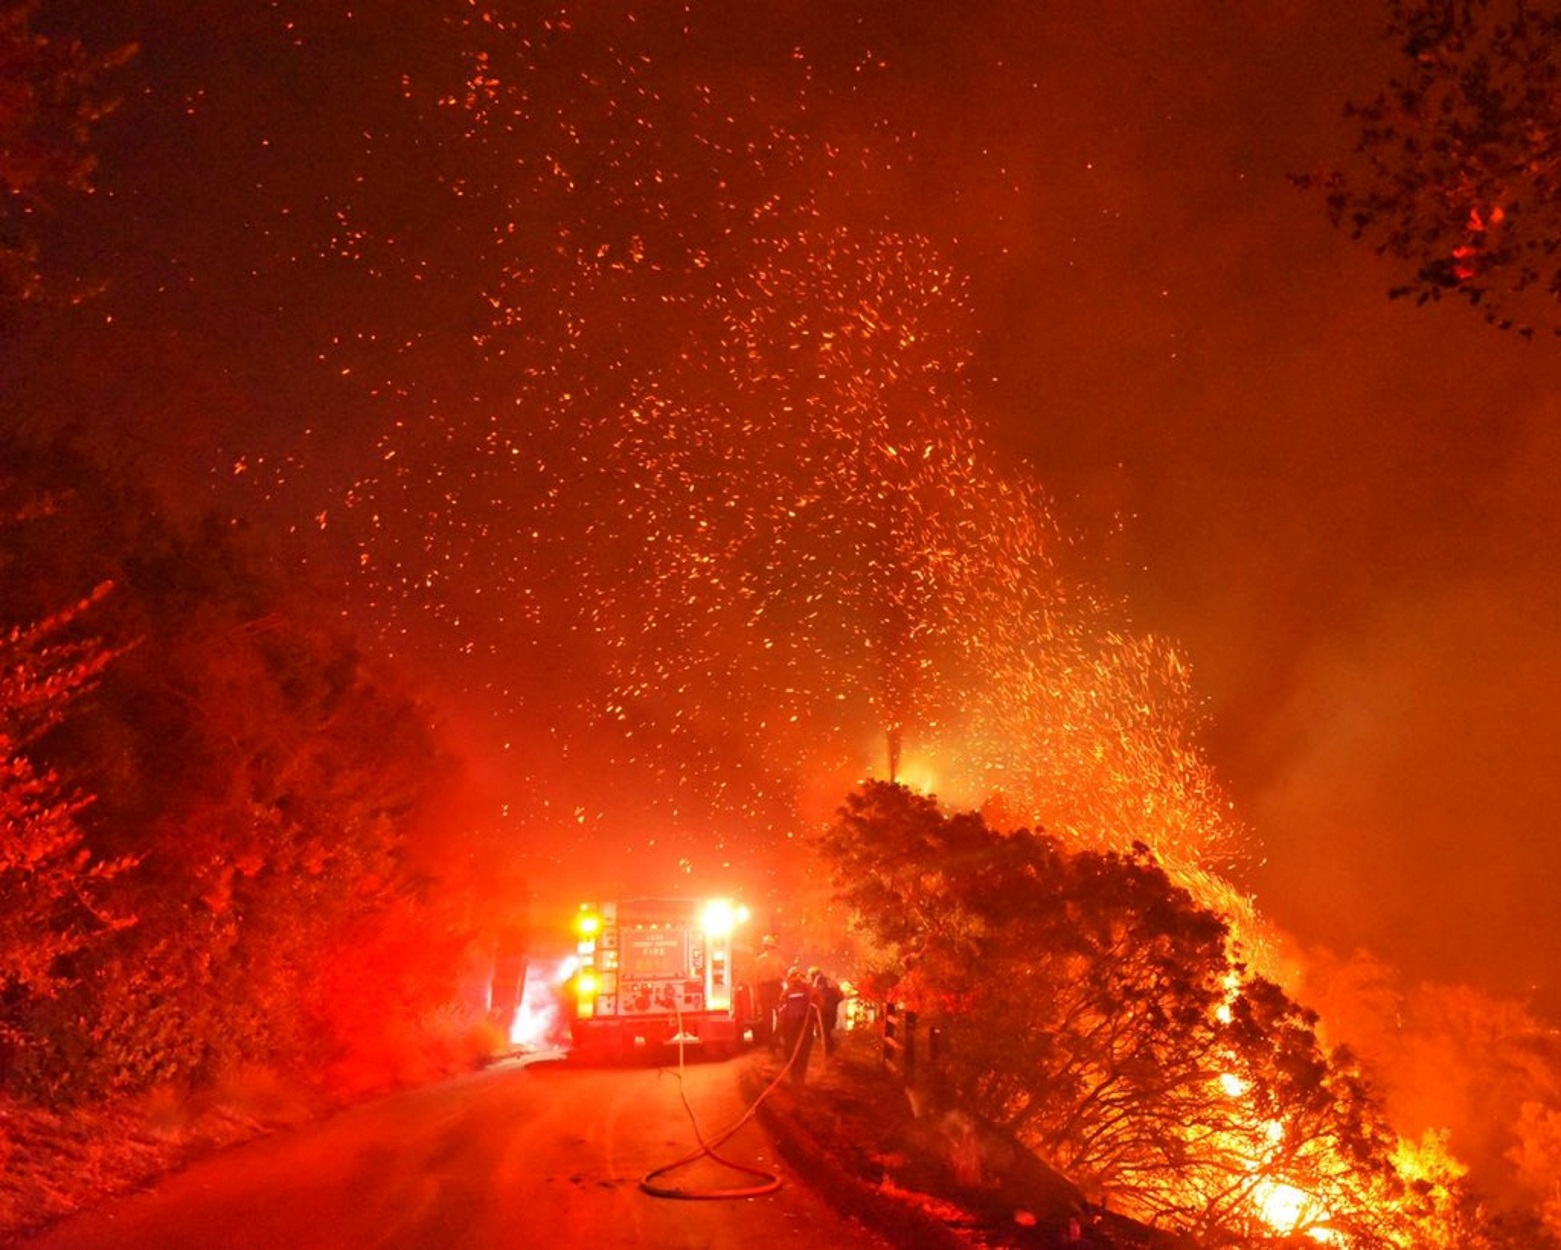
[638,1004,821,1200]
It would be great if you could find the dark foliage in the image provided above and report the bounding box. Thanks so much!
[0,430,490,1101]
[1301,0,1561,336]
[0,1,134,303]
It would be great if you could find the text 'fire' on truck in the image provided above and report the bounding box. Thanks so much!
[567,897,756,1057]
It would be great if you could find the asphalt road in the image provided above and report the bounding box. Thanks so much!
[21,1051,888,1249]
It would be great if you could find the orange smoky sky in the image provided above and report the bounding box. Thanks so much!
[12,0,1561,1017]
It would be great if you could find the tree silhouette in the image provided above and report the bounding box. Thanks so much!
[0,2,133,302]
[1303,0,1561,336]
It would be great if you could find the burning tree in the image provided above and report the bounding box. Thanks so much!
[817,782,1470,1246]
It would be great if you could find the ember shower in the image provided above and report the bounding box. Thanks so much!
[318,4,1241,905]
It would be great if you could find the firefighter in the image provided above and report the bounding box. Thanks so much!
[809,965,845,1056]
[753,934,785,1050]
[775,965,819,1083]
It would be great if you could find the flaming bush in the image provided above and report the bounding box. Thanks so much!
[817,782,1475,1246]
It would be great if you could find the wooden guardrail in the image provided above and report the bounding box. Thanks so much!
[882,1000,916,1078]
[882,1001,941,1086]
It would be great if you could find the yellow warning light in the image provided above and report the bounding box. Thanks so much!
[575,966,598,1020]
[575,908,601,938]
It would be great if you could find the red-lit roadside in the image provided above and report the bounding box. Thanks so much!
[23,1054,890,1250]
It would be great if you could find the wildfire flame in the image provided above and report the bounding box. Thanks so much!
[1255,1179,1336,1243]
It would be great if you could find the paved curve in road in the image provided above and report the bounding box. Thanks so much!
[23,1051,890,1249]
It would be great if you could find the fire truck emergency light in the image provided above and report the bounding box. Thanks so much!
[700,899,749,937]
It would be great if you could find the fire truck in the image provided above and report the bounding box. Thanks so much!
[567,896,755,1056]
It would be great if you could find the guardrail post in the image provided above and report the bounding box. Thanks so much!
[881,1001,918,1082]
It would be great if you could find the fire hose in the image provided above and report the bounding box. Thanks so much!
[638,1000,822,1201]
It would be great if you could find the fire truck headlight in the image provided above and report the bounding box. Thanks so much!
[576,971,599,999]
[701,899,741,937]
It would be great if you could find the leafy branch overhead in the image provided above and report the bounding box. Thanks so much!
[0,1,134,303]
[1302,0,1561,337]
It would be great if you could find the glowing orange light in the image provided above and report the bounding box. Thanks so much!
[1253,1180,1336,1244]
[509,956,576,1050]
[700,898,748,936]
